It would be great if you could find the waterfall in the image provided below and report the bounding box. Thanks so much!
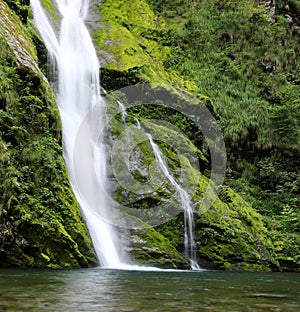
[117,99,200,269]
[31,0,201,271]
[30,0,124,268]
[118,101,127,125]
[146,134,200,270]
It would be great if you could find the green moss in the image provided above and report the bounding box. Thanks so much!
[40,0,57,12]
[142,120,206,164]
[2,0,298,272]
[154,155,279,271]
[3,0,30,24]
[105,78,279,270]
[194,188,279,271]
[0,1,37,66]
[95,0,199,93]
[0,0,96,268]
[130,224,188,269]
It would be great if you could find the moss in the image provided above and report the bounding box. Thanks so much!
[95,0,199,94]
[104,77,279,270]
[2,0,298,272]
[194,186,279,271]
[40,0,57,13]
[142,120,206,163]
[270,229,300,272]
[0,1,37,67]
[0,0,97,268]
[3,0,30,24]
[153,150,279,271]
[129,224,188,269]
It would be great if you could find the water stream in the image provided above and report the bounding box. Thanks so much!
[31,0,200,270]
[31,0,123,268]
[117,101,200,269]
[146,133,200,270]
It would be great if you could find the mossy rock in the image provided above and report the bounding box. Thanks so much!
[155,161,279,271]
[2,0,298,272]
[104,81,280,271]
[129,225,189,269]
[94,0,199,93]
[0,0,96,268]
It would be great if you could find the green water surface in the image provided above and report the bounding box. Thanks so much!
[0,268,299,311]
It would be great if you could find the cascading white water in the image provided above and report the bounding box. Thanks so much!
[31,0,201,271]
[146,134,200,270]
[30,0,124,268]
[116,100,200,270]
[118,101,127,125]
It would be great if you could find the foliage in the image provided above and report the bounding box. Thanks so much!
[3,0,30,23]
[0,0,299,270]
[95,0,199,93]
[0,0,96,268]
[98,0,299,270]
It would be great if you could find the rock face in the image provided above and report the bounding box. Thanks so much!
[0,0,298,271]
[94,0,299,271]
[0,0,96,268]
[105,97,279,270]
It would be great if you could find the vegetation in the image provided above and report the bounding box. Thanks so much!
[0,0,298,270]
[0,0,96,268]
[157,0,300,270]
[97,0,299,270]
